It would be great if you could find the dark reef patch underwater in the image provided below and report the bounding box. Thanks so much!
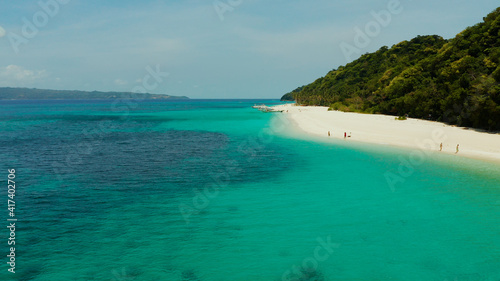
[0,99,499,280]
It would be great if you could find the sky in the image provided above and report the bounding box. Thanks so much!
[0,0,498,99]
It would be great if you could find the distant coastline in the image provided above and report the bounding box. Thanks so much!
[0,87,189,100]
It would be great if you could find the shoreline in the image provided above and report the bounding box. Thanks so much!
[272,104,500,164]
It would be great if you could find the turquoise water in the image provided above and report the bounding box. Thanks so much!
[0,99,499,281]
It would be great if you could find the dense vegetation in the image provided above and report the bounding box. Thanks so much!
[281,86,303,101]
[0,87,188,100]
[282,7,500,131]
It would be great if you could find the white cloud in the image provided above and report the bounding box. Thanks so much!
[0,65,49,86]
[0,26,5,38]
[114,79,128,86]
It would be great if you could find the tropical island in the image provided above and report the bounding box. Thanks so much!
[275,7,500,164]
[0,87,189,100]
[282,7,500,132]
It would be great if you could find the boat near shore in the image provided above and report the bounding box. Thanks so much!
[252,104,283,113]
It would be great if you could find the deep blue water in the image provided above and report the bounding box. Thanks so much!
[0,99,499,281]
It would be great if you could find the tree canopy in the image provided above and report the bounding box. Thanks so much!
[282,7,500,131]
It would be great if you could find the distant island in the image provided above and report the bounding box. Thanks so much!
[0,87,189,100]
[282,7,500,131]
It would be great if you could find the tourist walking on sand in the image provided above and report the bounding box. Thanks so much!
[440,143,443,151]
[456,144,459,154]
[344,132,346,139]
[328,131,330,137]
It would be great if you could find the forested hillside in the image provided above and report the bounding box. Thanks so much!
[282,7,500,131]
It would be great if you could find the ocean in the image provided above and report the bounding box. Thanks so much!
[0,99,499,281]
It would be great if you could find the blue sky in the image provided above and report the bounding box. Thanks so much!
[0,0,498,99]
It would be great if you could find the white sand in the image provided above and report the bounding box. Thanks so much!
[273,103,500,163]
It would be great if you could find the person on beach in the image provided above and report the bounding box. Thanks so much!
[344,132,346,139]
[328,131,330,137]
[440,143,443,151]
[456,144,459,154]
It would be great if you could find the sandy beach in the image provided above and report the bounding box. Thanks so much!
[273,103,500,164]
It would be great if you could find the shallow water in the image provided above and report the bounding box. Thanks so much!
[0,99,499,281]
